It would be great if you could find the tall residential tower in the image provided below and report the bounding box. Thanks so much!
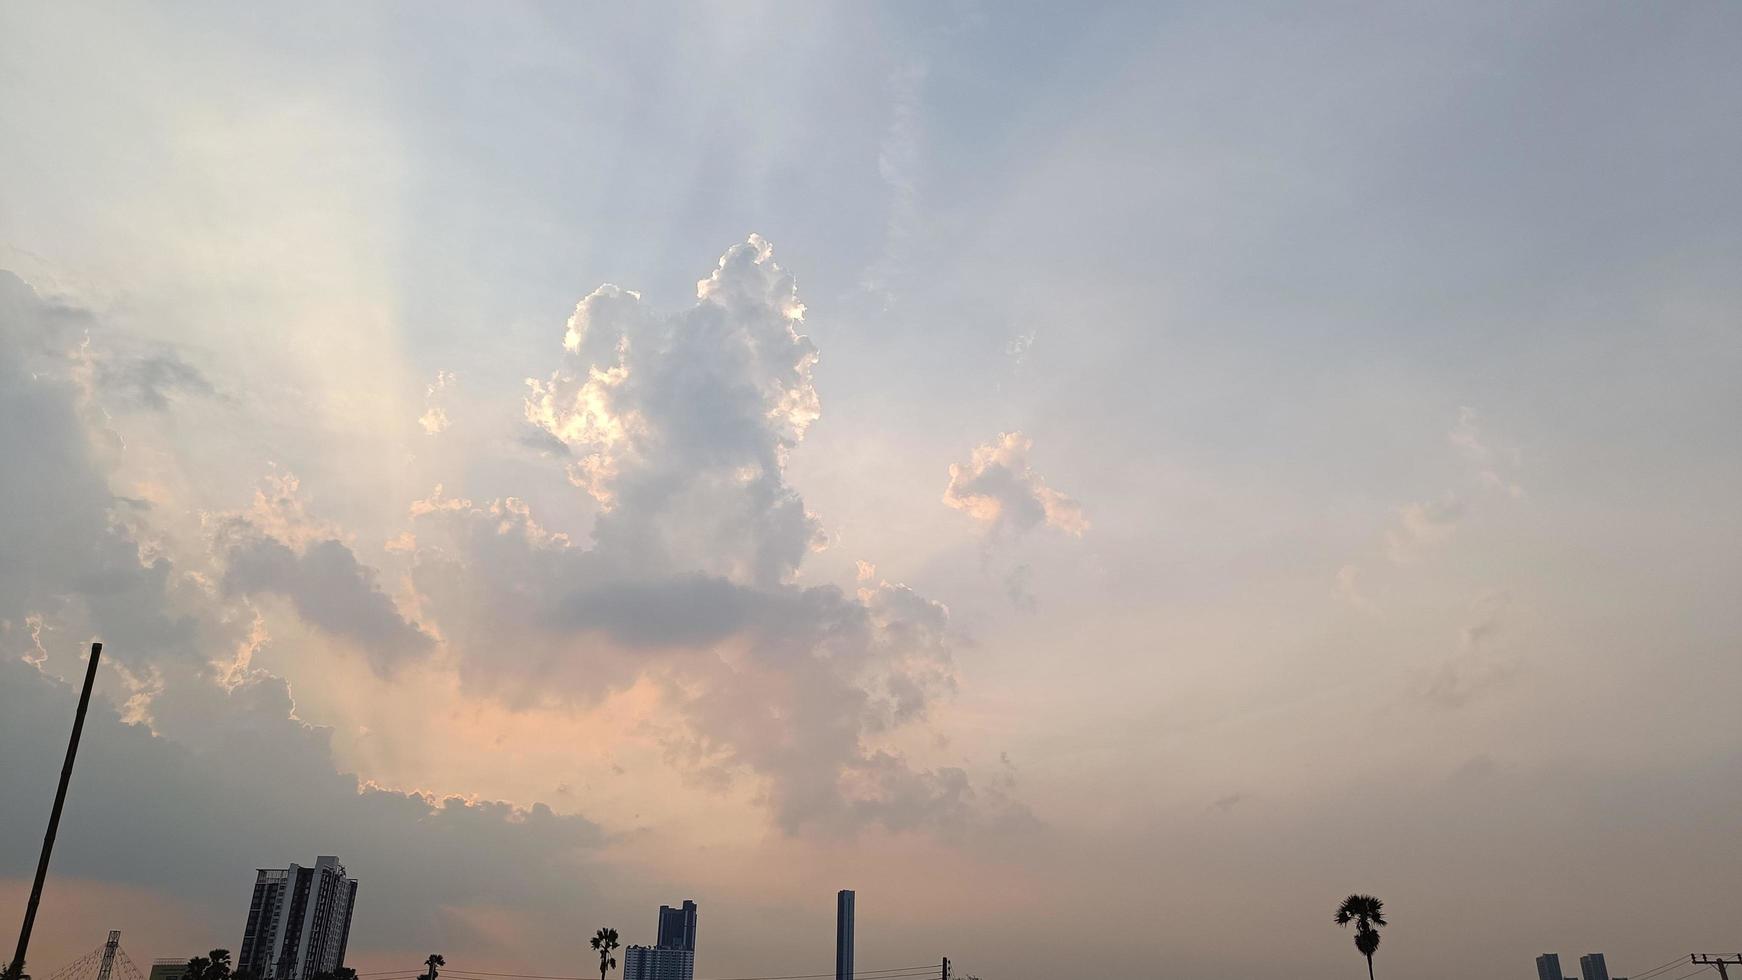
[657,902,698,952]
[624,900,698,980]
[238,856,358,980]
[835,890,854,980]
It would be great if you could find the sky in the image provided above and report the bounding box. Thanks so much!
[1,3,1739,979]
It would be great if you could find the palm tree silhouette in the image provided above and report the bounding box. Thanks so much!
[1334,894,1387,980]
[420,953,445,980]
[590,928,620,980]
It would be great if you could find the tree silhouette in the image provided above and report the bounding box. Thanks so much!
[312,969,357,980]
[420,954,445,980]
[1334,894,1387,980]
[590,928,620,980]
[184,950,231,980]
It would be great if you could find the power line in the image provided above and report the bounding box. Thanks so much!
[444,969,938,979]
[1637,958,1699,980]
[1691,956,1742,980]
[438,966,937,980]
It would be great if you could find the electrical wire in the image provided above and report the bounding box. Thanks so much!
[1633,957,1696,980]
[439,966,939,980]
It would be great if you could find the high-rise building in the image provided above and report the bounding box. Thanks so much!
[624,900,699,980]
[657,901,698,952]
[1580,954,1611,980]
[148,960,190,980]
[1539,954,1566,980]
[835,890,854,980]
[237,856,358,980]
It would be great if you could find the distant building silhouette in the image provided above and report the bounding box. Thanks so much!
[238,856,358,980]
[1539,954,1568,980]
[835,890,854,980]
[624,900,698,980]
[148,960,191,980]
[1580,954,1611,980]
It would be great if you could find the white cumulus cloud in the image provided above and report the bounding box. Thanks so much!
[943,431,1088,537]
[419,369,457,435]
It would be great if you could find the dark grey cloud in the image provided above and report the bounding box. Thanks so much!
[407,481,1007,837]
[0,271,215,672]
[0,656,605,954]
[97,346,217,411]
[217,523,433,673]
[516,424,572,457]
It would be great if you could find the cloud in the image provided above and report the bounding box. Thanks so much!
[524,234,821,586]
[1334,563,1376,613]
[943,431,1088,537]
[1383,407,1523,564]
[95,346,218,412]
[1449,406,1524,499]
[1384,492,1466,563]
[1208,792,1246,813]
[517,425,571,457]
[4,250,1022,845]
[0,271,608,963]
[0,271,217,674]
[208,472,433,674]
[404,475,998,837]
[0,656,606,957]
[219,536,432,673]
[1004,563,1038,612]
[397,238,1024,836]
[1423,590,1520,708]
[420,369,456,435]
[860,55,928,306]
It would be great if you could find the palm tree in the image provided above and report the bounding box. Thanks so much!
[1334,894,1387,980]
[590,928,620,980]
[421,954,445,980]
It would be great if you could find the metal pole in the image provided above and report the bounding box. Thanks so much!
[5,642,103,980]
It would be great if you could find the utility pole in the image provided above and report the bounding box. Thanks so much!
[1692,954,1742,980]
[5,643,104,980]
[941,957,949,980]
[95,932,121,980]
